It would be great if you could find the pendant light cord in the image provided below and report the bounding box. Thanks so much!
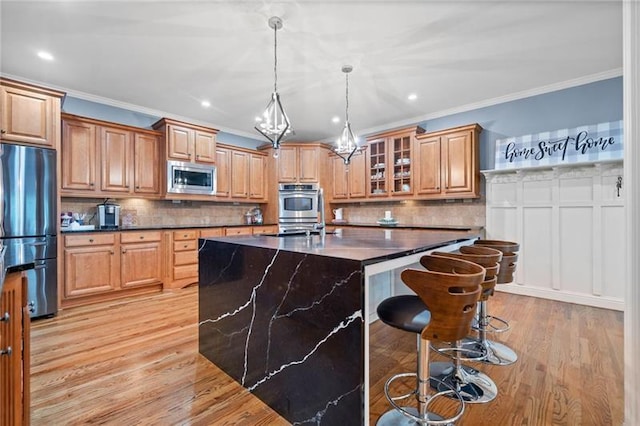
[345,72,349,122]
[274,24,278,93]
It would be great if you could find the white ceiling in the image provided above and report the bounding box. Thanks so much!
[0,1,622,142]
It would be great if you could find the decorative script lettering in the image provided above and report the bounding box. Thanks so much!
[504,130,616,163]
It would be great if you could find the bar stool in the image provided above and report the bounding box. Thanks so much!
[419,254,497,404]
[376,255,485,425]
[433,246,518,366]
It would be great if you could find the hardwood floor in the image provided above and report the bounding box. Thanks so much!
[30,288,623,425]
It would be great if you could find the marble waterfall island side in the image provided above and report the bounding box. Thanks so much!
[198,228,480,425]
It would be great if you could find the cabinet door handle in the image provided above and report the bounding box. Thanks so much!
[0,129,6,134]
[90,183,94,187]
[0,312,9,322]
[136,186,140,189]
[110,250,114,255]
[122,248,127,254]
[0,347,12,356]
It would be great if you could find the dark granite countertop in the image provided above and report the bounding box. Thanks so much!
[60,223,278,234]
[329,221,483,231]
[202,227,481,263]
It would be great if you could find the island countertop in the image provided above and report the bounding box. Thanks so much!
[201,227,482,264]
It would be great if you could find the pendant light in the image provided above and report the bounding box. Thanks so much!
[335,65,359,166]
[255,16,292,154]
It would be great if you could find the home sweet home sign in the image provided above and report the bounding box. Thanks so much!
[494,121,623,170]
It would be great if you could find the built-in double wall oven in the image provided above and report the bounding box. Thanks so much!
[278,183,321,233]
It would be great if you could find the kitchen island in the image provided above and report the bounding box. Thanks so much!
[198,227,481,425]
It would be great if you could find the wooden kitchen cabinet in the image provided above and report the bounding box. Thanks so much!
[365,126,424,198]
[61,114,161,198]
[249,153,266,199]
[231,150,249,198]
[348,151,367,199]
[276,144,324,183]
[415,123,481,199]
[331,155,348,200]
[0,272,30,426]
[152,118,218,164]
[215,146,231,197]
[64,233,119,298]
[120,231,162,289]
[63,232,163,307]
[224,227,253,236]
[100,126,131,193]
[133,133,161,194]
[0,77,64,148]
[62,118,97,191]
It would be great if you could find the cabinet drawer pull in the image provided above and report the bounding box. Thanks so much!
[136,186,140,189]
[183,234,188,238]
[0,347,11,356]
[90,183,94,186]
[184,244,188,248]
[139,236,144,239]
[0,129,6,134]
[0,312,9,322]
[89,238,94,243]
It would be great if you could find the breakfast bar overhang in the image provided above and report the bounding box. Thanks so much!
[198,227,481,425]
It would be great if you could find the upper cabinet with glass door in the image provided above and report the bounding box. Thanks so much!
[365,126,425,198]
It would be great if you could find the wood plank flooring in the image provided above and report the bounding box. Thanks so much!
[30,287,623,425]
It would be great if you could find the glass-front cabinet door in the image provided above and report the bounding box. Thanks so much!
[368,137,387,197]
[391,134,412,196]
[366,126,423,198]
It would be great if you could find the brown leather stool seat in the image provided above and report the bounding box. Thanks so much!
[376,255,485,425]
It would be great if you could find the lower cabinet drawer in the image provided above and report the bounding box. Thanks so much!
[173,264,198,280]
[174,250,198,266]
[174,240,197,252]
[224,227,253,236]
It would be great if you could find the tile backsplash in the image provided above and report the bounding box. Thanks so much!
[60,198,257,227]
[334,199,486,227]
[62,197,486,228]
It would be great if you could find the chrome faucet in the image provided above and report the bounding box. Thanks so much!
[314,187,326,236]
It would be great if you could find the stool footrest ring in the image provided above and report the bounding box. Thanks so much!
[472,314,510,334]
[381,372,465,425]
[461,337,518,366]
[429,342,487,363]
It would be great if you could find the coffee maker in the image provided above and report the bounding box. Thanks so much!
[97,202,120,229]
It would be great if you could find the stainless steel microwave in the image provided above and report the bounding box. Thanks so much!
[167,160,217,195]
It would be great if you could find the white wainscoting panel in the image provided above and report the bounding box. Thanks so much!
[483,160,624,311]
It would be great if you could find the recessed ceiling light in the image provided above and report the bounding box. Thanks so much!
[408,93,418,101]
[201,100,211,108]
[37,51,54,61]
[332,116,340,124]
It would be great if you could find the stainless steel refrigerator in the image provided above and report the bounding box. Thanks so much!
[0,143,57,318]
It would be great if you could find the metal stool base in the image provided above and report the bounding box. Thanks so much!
[429,362,498,404]
[461,337,518,366]
[377,407,448,426]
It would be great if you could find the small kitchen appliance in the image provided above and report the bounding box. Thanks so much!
[97,202,120,229]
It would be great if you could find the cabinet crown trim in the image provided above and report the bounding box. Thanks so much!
[1,77,66,98]
[366,125,425,141]
[415,123,482,140]
[152,117,219,134]
[61,113,162,136]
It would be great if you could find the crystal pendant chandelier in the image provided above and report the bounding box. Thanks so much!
[335,65,359,166]
[255,16,292,154]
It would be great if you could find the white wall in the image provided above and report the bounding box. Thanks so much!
[484,160,624,311]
